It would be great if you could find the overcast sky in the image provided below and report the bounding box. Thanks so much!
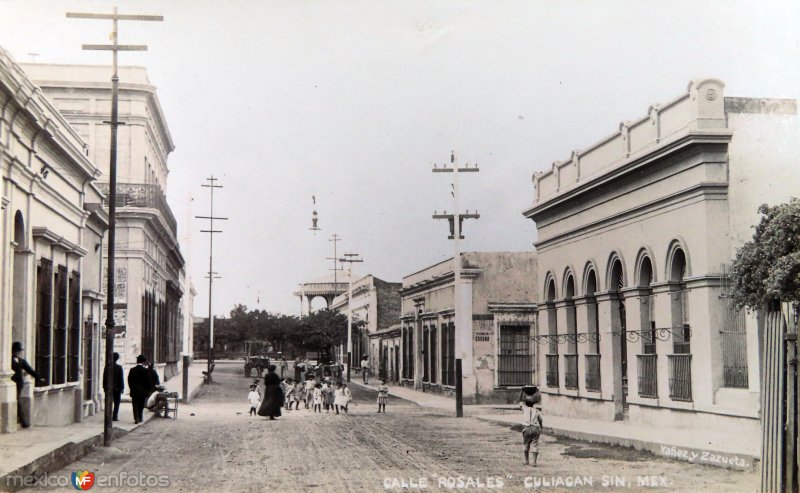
[2,0,798,316]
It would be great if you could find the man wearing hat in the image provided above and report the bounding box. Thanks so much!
[11,341,43,428]
[102,352,124,421]
[127,355,152,424]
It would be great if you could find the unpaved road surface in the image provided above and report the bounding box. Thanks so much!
[23,361,758,492]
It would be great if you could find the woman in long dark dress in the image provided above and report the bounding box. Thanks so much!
[257,365,284,420]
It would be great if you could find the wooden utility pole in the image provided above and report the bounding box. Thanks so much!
[196,176,227,383]
[67,6,163,448]
[339,253,363,382]
[432,151,479,417]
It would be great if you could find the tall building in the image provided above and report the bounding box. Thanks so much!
[524,79,799,435]
[0,47,108,431]
[22,63,187,379]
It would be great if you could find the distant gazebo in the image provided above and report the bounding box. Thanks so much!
[294,272,355,315]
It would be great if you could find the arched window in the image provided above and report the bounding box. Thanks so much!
[669,248,689,353]
[565,274,577,354]
[545,277,559,388]
[638,256,656,354]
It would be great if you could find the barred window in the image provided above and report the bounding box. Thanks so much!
[497,325,532,386]
[68,271,81,382]
[53,265,68,385]
[35,259,53,387]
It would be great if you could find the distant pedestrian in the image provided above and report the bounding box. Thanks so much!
[102,352,125,421]
[290,381,303,410]
[520,388,543,466]
[248,384,260,416]
[257,364,283,420]
[312,383,323,413]
[11,341,44,428]
[334,383,351,414]
[279,357,288,378]
[321,380,334,413]
[304,376,316,409]
[360,355,369,384]
[377,380,389,413]
[128,355,152,424]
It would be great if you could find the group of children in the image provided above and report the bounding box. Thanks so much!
[247,377,391,416]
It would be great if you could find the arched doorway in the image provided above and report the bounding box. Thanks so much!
[12,211,28,345]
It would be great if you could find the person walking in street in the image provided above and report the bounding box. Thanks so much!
[248,384,260,416]
[304,375,315,410]
[322,380,334,413]
[257,364,284,420]
[334,382,351,414]
[360,354,369,385]
[312,383,323,413]
[128,355,152,424]
[11,341,43,428]
[102,352,124,421]
[377,380,389,413]
[279,357,288,379]
[520,389,543,466]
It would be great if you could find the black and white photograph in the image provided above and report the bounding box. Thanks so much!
[0,1,798,492]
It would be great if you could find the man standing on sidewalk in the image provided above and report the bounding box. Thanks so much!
[128,355,152,424]
[102,352,124,421]
[361,354,369,385]
[11,341,43,428]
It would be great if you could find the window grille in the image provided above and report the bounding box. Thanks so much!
[637,354,658,398]
[497,325,532,386]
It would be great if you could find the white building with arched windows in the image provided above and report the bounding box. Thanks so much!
[524,79,799,435]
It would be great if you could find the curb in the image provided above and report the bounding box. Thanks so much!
[0,427,127,492]
[475,415,758,472]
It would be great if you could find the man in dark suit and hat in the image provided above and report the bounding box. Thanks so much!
[11,341,43,428]
[102,352,124,421]
[127,355,152,424]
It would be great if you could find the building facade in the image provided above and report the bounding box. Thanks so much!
[0,48,108,431]
[399,252,538,404]
[524,79,799,434]
[330,274,401,379]
[22,63,187,380]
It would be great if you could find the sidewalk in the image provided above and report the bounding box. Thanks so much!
[0,362,205,486]
[349,380,759,472]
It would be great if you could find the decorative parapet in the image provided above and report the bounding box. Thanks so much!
[530,78,727,207]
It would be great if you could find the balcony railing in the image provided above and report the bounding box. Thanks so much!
[546,354,559,388]
[637,354,658,398]
[98,182,178,236]
[585,354,601,392]
[564,354,578,389]
[668,354,693,401]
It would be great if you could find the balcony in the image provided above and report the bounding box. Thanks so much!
[98,182,178,236]
[546,354,559,388]
[668,354,693,401]
[585,354,601,392]
[564,354,578,389]
[637,354,658,398]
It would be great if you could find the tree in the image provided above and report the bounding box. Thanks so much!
[287,309,348,355]
[731,198,800,310]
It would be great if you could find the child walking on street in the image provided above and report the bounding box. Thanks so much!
[377,380,389,413]
[247,384,260,416]
[521,402,543,466]
[334,383,351,414]
[313,383,323,413]
[322,380,334,413]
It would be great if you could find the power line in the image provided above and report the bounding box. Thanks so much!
[67,5,163,448]
[432,150,480,418]
[196,175,228,384]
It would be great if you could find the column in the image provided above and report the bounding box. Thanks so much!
[596,291,623,419]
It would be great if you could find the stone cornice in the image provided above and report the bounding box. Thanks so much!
[533,181,728,251]
[487,302,538,313]
[32,226,87,256]
[399,268,481,297]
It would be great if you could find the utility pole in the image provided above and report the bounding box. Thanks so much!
[67,6,163,448]
[432,150,479,417]
[196,176,227,384]
[339,252,363,382]
[326,234,343,362]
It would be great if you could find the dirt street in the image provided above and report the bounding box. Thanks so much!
[23,361,758,492]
